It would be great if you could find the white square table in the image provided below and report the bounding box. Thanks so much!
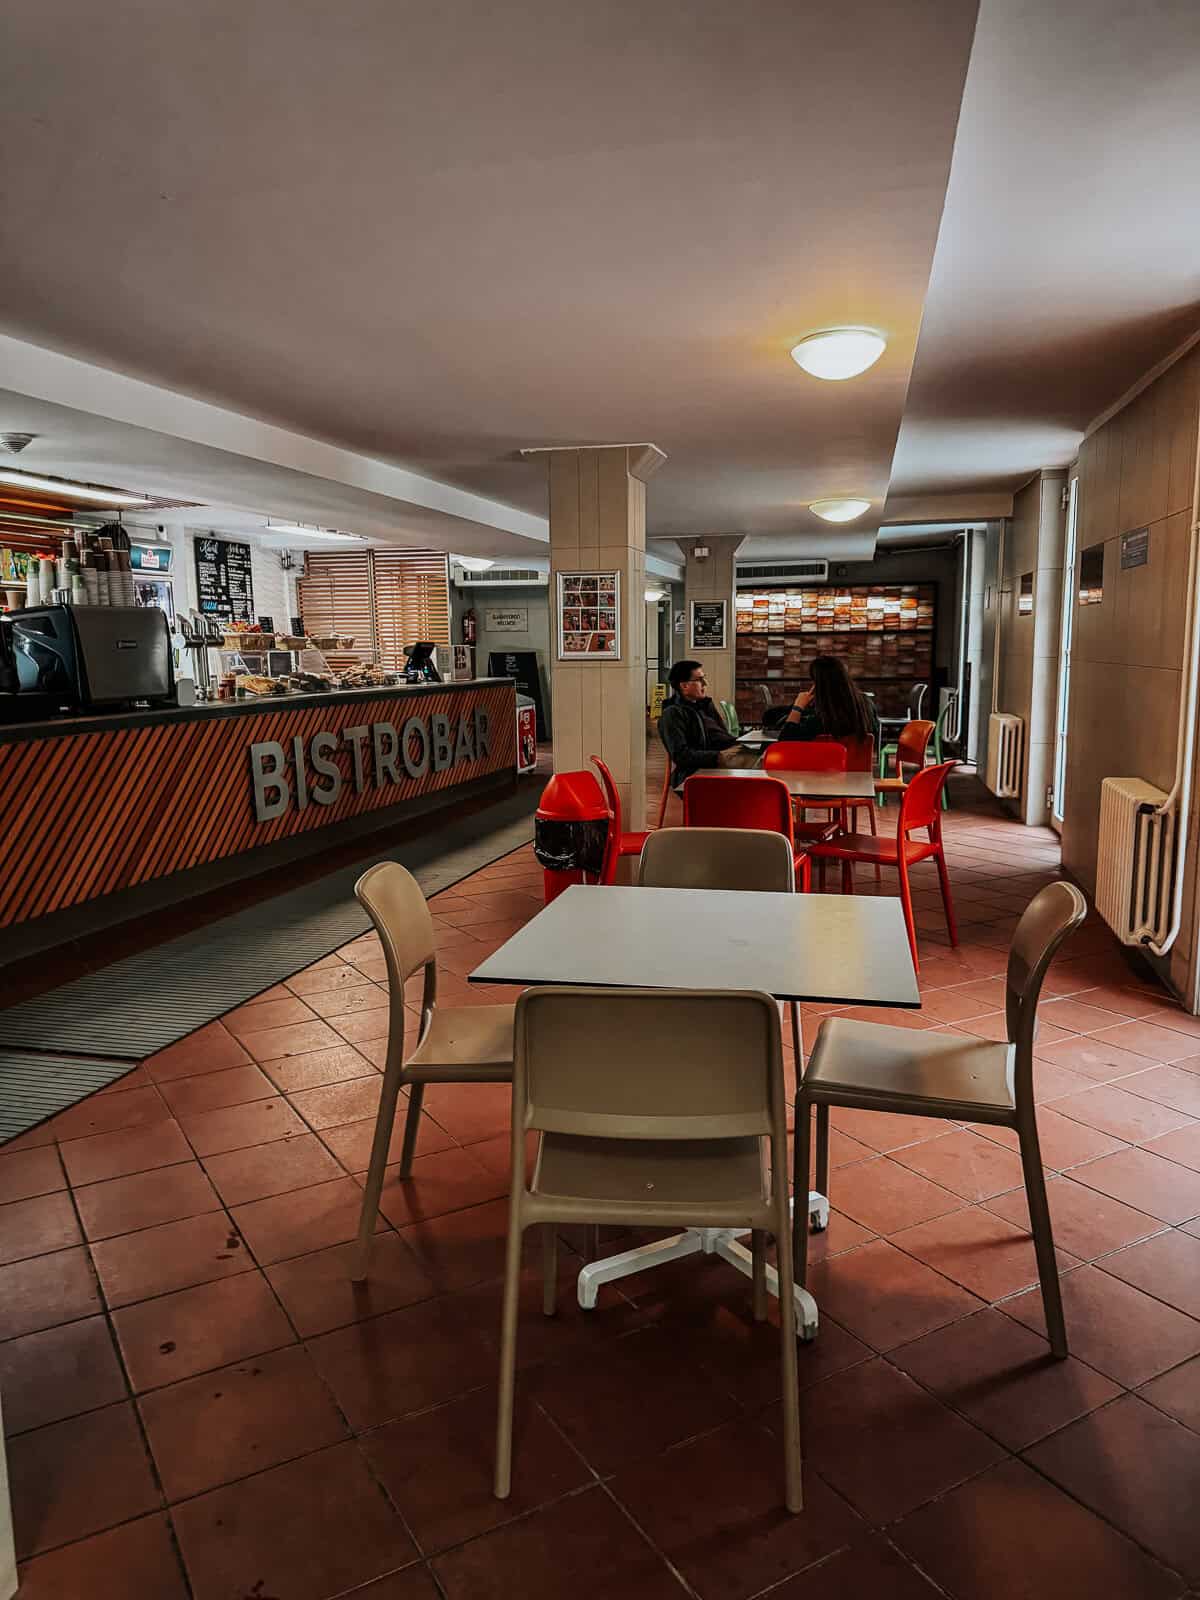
[469,884,919,1337]
[690,768,878,802]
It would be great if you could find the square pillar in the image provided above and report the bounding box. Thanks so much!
[677,535,744,709]
[528,444,665,829]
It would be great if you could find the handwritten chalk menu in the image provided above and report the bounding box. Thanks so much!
[194,536,255,622]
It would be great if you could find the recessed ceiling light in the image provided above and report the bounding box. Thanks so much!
[0,469,151,505]
[644,587,666,602]
[809,497,872,523]
[455,555,495,571]
[265,521,363,541]
[790,328,886,381]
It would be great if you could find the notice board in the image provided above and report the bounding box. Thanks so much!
[194,535,255,623]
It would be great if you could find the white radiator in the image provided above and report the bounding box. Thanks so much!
[985,713,1024,798]
[1095,777,1174,945]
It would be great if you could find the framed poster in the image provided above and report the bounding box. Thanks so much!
[690,598,727,650]
[193,535,255,623]
[557,571,620,659]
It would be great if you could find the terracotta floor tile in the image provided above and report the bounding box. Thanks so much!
[139,1343,348,1501]
[144,1022,250,1082]
[1098,1229,1200,1319]
[1144,1121,1200,1173]
[821,1155,963,1235]
[201,1130,345,1207]
[1068,983,1179,1020]
[1054,1082,1193,1144]
[306,1293,497,1429]
[89,1209,251,1308]
[399,1197,511,1293]
[1039,996,1135,1033]
[112,1269,295,1393]
[176,1095,307,1156]
[235,1017,346,1062]
[0,1191,80,1265]
[286,961,375,996]
[433,1482,688,1599]
[239,982,294,1004]
[1033,1033,1162,1082]
[619,1419,862,1597]
[257,1041,377,1094]
[768,1535,947,1599]
[305,982,390,1020]
[1003,1263,1200,1387]
[1122,1064,1200,1117]
[368,1144,507,1229]
[972,1107,1123,1170]
[265,1232,435,1337]
[804,1238,984,1351]
[1027,1394,1200,1584]
[288,1073,386,1129]
[8,1401,160,1560]
[893,1457,1181,1600]
[223,995,318,1037]
[1089,1018,1200,1063]
[889,1128,1026,1200]
[916,986,997,1023]
[531,1325,739,1473]
[59,1120,193,1187]
[361,1384,590,1555]
[419,1080,512,1145]
[1140,1355,1200,1432]
[0,1315,127,1435]
[1070,1146,1200,1224]
[232,1174,380,1266]
[350,1570,442,1600]
[318,1108,456,1172]
[986,1172,1164,1259]
[36,1086,169,1145]
[173,1439,416,1600]
[156,1062,276,1117]
[0,1247,102,1341]
[789,1356,1003,1524]
[0,1145,65,1206]
[329,1007,392,1044]
[888,1306,1120,1449]
[13,1512,188,1600]
[826,1107,953,1153]
[891,1205,1076,1303]
[73,1162,219,1243]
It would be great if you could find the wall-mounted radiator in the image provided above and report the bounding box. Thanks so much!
[1095,777,1174,945]
[985,713,1024,798]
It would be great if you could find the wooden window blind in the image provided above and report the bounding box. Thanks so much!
[297,549,450,668]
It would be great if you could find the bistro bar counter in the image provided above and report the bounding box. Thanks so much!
[0,677,517,947]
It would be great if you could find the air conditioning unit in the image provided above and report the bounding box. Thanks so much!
[450,564,548,589]
[736,560,829,584]
[985,713,1024,798]
[1095,777,1173,944]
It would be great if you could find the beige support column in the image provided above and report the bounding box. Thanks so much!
[525,444,665,830]
[676,535,744,709]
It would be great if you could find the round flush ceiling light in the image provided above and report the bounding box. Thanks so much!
[790,328,886,381]
[809,497,872,523]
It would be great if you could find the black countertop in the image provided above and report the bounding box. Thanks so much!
[0,677,515,744]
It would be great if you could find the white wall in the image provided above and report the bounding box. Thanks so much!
[461,584,552,730]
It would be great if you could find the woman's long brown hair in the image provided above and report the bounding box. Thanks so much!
[809,655,875,741]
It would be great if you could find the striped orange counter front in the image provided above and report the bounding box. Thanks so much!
[0,678,517,931]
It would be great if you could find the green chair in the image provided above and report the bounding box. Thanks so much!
[879,690,959,810]
[719,699,741,736]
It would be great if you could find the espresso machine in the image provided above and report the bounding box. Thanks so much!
[7,605,176,711]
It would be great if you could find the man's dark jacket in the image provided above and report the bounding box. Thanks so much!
[658,692,736,789]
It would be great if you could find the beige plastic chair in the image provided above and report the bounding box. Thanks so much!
[351,861,515,1281]
[495,986,802,1512]
[793,881,1087,1357]
[638,826,795,894]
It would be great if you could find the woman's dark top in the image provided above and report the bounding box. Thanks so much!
[778,700,880,745]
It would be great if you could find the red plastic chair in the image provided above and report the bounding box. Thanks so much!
[762,740,849,845]
[591,755,653,885]
[683,773,812,891]
[808,761,958,971]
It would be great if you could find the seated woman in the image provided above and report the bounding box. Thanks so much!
[658,659,755,788]
[779,654,878,747]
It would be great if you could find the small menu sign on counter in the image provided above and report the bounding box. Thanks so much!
[194,536,255,622]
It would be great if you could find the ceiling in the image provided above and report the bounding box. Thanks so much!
[0,0,978,543]
[0,0,1196,554]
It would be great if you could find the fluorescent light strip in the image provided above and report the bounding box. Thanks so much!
[0,470,151,506]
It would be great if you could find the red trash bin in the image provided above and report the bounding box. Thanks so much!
[533,770,611,903]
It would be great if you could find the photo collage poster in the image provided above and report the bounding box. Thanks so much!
[557,571,620,659]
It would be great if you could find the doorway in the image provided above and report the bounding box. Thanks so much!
[1051,472,1079,831]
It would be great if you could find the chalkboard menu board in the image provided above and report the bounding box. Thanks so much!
[194,535,255,622]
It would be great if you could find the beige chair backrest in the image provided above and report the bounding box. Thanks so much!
[514,987,783,1142]
[354,861,437,991]
[1006,881,1088,1103]
[638,827,795,893]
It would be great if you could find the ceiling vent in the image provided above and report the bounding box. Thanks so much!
[450,563,548,588]
[736,559,829,584]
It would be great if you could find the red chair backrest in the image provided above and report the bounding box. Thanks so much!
[683,775,795,846]
[896,719,935,773]
[763,741,846,773]
[832,735,875,773]
[899,761,955,832]
[588,755,621,885]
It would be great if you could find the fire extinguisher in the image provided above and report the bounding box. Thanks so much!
[462,608,477,646]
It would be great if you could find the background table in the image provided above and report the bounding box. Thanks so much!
[470,885,919,1335]
[689,768,878,802]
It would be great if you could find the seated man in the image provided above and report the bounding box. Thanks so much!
[658,660,755,789]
